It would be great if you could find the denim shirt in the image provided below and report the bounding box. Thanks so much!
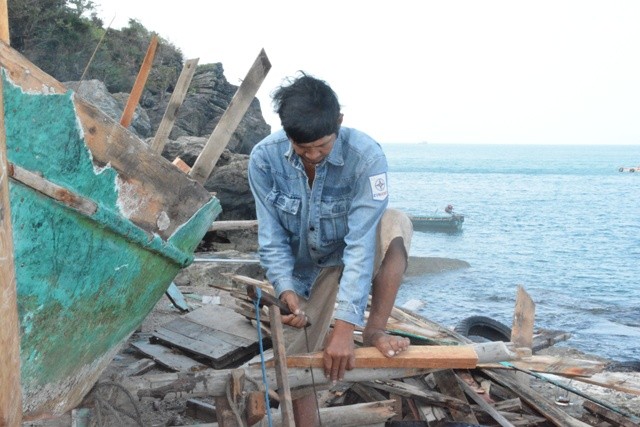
[248,127,389,326]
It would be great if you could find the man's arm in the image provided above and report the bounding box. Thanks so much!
[247,146,297,298]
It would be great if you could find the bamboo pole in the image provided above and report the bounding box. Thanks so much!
[151,58,199,154]
[120,34,158,128]
[189,49,271,184]
[0,65,23,426]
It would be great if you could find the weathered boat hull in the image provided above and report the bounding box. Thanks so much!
[410,214,464,232]
[1,43,221,419]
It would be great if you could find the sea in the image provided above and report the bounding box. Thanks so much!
[382,143,640,363]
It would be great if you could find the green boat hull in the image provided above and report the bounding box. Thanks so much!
[2,45,221,419]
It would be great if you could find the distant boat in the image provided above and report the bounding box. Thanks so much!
[410,205,464,233]
[618,166,639,172]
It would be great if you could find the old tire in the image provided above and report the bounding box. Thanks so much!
[455,316,512,342]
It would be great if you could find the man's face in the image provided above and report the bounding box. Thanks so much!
[291,133,336,166]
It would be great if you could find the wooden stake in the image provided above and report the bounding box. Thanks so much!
[189,49,271,184]
[0,0,8,45]
[269,307,295,427]
[0,67,23,427]
[151,58,199,153]
[120,34,158,128]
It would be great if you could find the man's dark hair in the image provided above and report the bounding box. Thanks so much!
[272,72,341,144]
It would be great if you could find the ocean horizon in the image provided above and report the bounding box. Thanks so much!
[383,143,640,362]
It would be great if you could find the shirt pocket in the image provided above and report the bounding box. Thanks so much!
[266,191,301,236]
[320,198,349,243]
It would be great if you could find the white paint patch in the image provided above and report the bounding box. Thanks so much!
[369,172,388,201]
[157,211,170,231]
[115,176,144,219]
[114,264,129,271]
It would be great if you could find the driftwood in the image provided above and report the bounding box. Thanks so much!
[209,220,258,232]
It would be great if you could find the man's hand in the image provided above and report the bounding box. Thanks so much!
[279,291,308,328]
[323,320,356,383]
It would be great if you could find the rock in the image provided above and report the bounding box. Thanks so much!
[144,63,271,154]
[65,79,152,138]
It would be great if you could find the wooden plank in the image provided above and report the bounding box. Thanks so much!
[0,59,23,427]
[131,341,208,372]
[161,317,255,348]
[455,374,515,427]
[209,219,258,232]
[279,345,478,369]
[572,372,640,396]
[123,366,433,400]
[151,327,239,363]
[184,304,259,343]
[402,378,448,422]
[483,369,592,427]
[120,34,158,127]
[151,58,199,153]
[189,49,271,184]
[433,370,479,424]
[0,1,8,44]
[269,308,294,427]
[362,379,470,412]
[185,398,217,423]
[8,163,97,215]
[479,355,605,377]
[120,358,156,377]
[511,285,535,349]
[582,400,640,427]
[271,400,396,427]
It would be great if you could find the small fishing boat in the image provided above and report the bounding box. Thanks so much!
[618,166,639,173]
[1,43,221,419]
[410,204,464,232]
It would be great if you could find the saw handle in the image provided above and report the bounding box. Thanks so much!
[246,284,311,326]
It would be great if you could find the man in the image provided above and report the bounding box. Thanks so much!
[248,72,412,426]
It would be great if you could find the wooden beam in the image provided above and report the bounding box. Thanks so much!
[124,366,433,400]
[209,219,258,232]
[455,374,515,427]
[269,307,295,427]
[0,68,23,427]
[151,58,199,154]
[8,162,97,216]
[582,400,640,427]
[189,49,271,184]
[511,285,535,349]
[0,0,8,45]
[482,369,592,427]
[120,34,158,128]
[433,370,478,424]
[278,345,480,369]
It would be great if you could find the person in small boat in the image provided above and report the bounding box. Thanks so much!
[248,72,413,426]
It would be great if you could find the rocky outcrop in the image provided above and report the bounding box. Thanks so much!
[143,63,271,155]
[67,61,272,222]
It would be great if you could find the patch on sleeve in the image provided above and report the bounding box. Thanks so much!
[369,173,388,201]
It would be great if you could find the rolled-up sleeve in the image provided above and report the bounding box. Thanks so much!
[333,154,389,326]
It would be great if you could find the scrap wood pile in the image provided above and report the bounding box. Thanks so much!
[112,275,640,427]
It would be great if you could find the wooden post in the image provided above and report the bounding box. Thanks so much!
[0,67,23,426]
[120,34,158,128]
[150,58,199,154]
[0,0,8,45]
[269,307,295,427]
[189,48,271,184]
[511,285,535,349]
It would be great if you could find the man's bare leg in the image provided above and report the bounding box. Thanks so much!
[363,237,411,356]
[292,394,319,427]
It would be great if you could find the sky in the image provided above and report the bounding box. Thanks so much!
[93,1,640,145]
